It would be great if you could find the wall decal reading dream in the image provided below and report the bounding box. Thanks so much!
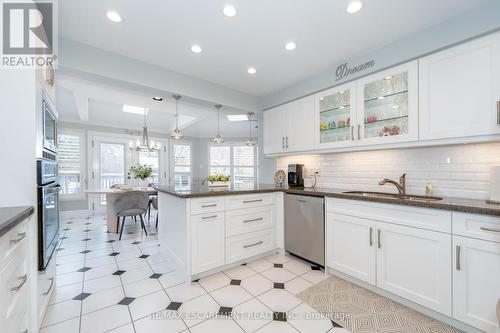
[335,60,376,81]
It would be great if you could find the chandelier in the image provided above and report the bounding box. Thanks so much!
[170,94,184,140]
[129,111,161,152]
[245,112,256,146]
[213,104,224,144]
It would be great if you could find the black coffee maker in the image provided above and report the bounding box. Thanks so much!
[288,164,304,187]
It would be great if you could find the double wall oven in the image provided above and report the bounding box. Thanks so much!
[37,95,60,271]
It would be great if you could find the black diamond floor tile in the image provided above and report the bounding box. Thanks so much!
[274,282,285,289]
[109,252,120,256]
[132,241,141,244]
[77,267,91,272]
[113,270,126,275]
[80,250,91,254]
[139,255,149,259]
[118,297,135,305]
[331,320,343,327]
[82,238,91,241]
[150,273,162,279]
[273,312,287,322]
[218,306,233,316]
[73,292,92,301]
[230,279,241,286]
[311,266,321,271]
[107,240,115,243]
[166,301,182,311]
[274,263,283,268]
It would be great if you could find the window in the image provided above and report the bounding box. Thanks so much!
[209,144,256,188]
[58,131,84,199]
[172,143,191,189]
[138,151,159,185]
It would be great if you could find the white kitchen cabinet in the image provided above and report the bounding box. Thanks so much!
[315,82,357,149]
[263,95,315,154]
[419,31,500,140]
[356,61,419,145]
[376,222,452,315]
[191,212,225,275]
[326,212,376,285]
[453,235,500,332]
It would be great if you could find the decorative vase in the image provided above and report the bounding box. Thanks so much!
[135,178,149,188]
[208,181,229,188]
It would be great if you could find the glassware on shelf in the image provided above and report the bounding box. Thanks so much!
[319,90,351,144]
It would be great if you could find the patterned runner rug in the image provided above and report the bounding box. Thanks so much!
[297,275,463,333]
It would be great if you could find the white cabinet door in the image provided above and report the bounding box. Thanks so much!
[326,212,376,285]
[453,236,500,332]
[263,106,286,155]
[356,61,419,145]
[315,82,357,149]
[286,95,315,152]
[191,213,225,275]
[419,31,500,140]
[376,222,452,315]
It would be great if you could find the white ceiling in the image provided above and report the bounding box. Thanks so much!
[59,0,489,97]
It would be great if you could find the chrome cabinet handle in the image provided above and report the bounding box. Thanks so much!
[43,277,55,295]
[10,232,26,244]
[369,227,373,247]
[201,204,217,208]
[285,136,289,148]
[497,101,500,124]
[480,226,500,233]
[244,241,263,249]
[201,215,218,220]
[282,137,285,149]
[456,245,461,271]
[243,217,263,223]
[243,199,263,204]
[377,229,381,249]
[358,124,361,140]
[11,274,28,292]
[351,126,354,141]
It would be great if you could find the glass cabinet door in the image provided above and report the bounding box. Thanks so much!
[357,61,418,144]
[316,82,356,147]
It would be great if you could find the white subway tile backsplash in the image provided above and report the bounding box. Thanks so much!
[276,142,500,200]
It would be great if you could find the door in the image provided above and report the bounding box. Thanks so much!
[376,222,452,315]
[419,32,500,140]
[191,213,225,275]
[315,82,357,149]
[263,106,286,154]
[453,236,500,332]
[326,212,376,285]
[286,95,315,152]
[356,61,418,145]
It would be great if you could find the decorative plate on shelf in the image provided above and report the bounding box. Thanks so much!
[274,170,286,185]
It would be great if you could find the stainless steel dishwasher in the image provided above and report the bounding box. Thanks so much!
[284,194,325,266]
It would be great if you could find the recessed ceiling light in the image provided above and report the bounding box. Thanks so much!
[106,10,122,23]
[191,44,202,53]
[152,96,163,101]
[123,104,147,115]
[223,4,237,17]
[346,1,363,14]
[227,114,249,122]
[285,41,296,51]
[247,67,256,74]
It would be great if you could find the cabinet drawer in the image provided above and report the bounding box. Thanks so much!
[225,194,275,211]
[453,212,500,242]
[327,198,451,233]
[0,219,28,269]
[38,257,56,326]
[0,243,29,322]
[191,197,225,215]
[226,229,275,264]
[225,206,275,237]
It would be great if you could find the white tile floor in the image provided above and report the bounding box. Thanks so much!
[41,212,350,333]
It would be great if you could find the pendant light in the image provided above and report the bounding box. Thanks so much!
[170,94,184,140]
[213,104,224,144]
[129,110,161,152]
[245,112,256,146]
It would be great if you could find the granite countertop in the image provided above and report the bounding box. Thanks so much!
[156,184,500,217]
[0,206,34,238]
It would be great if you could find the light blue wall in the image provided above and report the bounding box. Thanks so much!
[261,0,500,109]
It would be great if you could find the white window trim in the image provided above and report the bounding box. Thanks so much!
[170,140,193,186]
[58,128,86,201]
[208,142,258,186]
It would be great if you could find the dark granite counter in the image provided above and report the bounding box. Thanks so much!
[156,184,500,217]
[0,206,34,237]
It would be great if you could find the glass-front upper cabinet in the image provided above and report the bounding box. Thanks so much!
[356,61,418,145]
[315,82,357,148]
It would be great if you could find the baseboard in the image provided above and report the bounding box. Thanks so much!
[326,267,484,333]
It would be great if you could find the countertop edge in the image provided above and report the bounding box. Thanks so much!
[0,206,35,238]
[156,186,500,217]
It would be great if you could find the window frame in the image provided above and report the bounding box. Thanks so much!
[58,128,86,201]
[170,140,193,188]
[208,142,257,186]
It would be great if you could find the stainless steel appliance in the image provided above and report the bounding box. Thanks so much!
[284,194,325,266]
[42,95,57,154]
[288,164,304,187]
[37,158,60,271]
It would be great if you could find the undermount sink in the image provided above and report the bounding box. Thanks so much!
[342,191,443,201]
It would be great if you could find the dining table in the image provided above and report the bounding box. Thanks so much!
[85,187,158,233]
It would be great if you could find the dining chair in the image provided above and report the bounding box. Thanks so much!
[112,191,149,240]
